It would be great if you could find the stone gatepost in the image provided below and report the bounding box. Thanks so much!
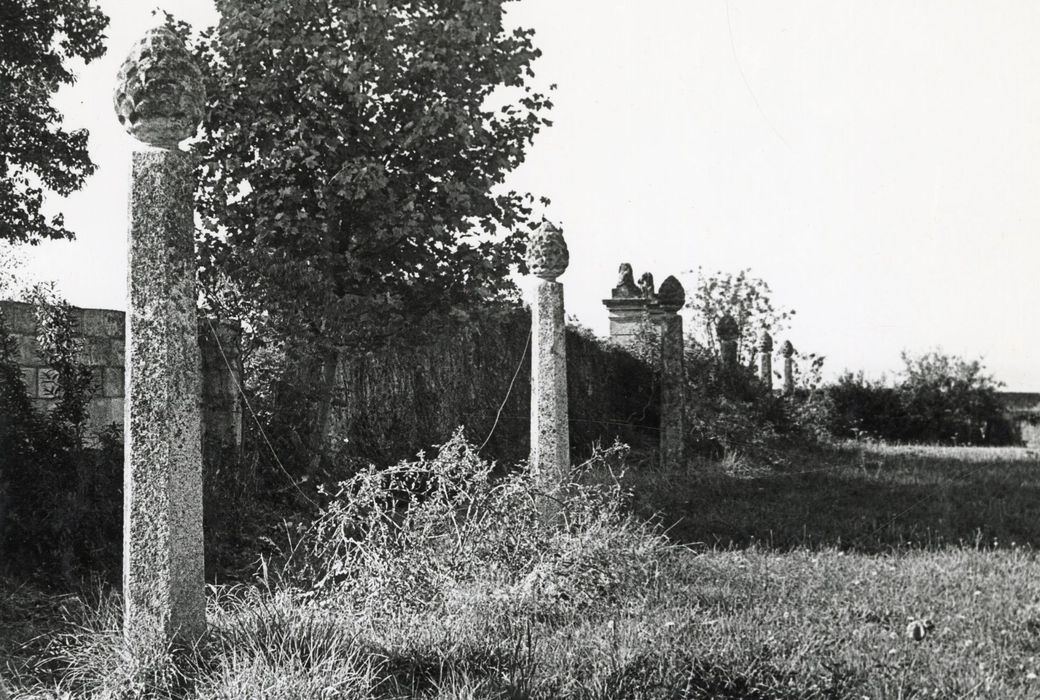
[114,26,206,643]
[528,222,570,488]
[602,263,651,352]
[717,314,739,369]
[781,340,795,395]
[758,330,774,391]
[656,276,686,468]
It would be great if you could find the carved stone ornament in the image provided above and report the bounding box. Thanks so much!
[657,275,685,312]
[114,25,205,148]
[611,263,641,298]
[716,314,739,341]
[527,221,569,281]
[637,272,655,299]
[758,330,774,352]
[780,339,795,357]
[617,263,634,288]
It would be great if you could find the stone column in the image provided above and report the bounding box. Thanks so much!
[656,276,685,468]
[528,222,570,487]
[717,314,739,369]
[781,340,795,395]
[114,26,207,643]
[758,330,774,391]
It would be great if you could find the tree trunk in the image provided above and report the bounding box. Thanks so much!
[308,347,341,472]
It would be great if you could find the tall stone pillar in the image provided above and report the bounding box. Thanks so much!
[114,26,206,643]
[781,340,796,395]
[717,314,739,369]
[656,276,686,468]
[758,330,774,391]
[528,222,570,488]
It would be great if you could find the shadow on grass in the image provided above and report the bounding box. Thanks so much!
[374,647,861,699]
[633,445,1040,553]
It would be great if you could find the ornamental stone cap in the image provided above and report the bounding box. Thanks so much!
[657,275,685,312]
[716,313,739,342]
[780,339,795,357]
[637,272,655,299]
[758,330,773,352]
[114,25,205,149]
[612,263,641,298]
[527,221,569,281]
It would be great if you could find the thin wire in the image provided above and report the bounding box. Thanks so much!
[478,327,532,452]
[725,0,789,147]
[203,317,318,507]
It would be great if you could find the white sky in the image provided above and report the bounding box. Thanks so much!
[18,0,1040,390]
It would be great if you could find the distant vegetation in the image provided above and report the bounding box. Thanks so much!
[824,351,1010,446]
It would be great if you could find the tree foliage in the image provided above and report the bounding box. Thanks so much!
[193,0,554,351]
[824,351,1009,445]
[898,350,1005,444]
[685,268,794,366]
[0,0,108,244]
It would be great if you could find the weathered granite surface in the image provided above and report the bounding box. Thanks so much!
[657,275,685,313]
[530,279,570,486]
[527,222,569,282]
[717,314,739,368]
[758,330,774,391]
[123,148,205,642]
[658,313,685,468]
[114,26,205,149]
[781,339,795,394]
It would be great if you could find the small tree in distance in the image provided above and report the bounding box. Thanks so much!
[684,267,795,368]
[899,350,1005,444]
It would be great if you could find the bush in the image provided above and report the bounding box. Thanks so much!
[824,371,909,441]
[682,341,809,464]
[0,297,122,585]
[280,430,668,623]
[823,353,1012,446]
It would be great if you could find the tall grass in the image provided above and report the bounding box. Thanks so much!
[6,438,1040,698]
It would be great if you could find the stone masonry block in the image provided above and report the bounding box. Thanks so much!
[16,335,43,366]
[104,366,125,398]
[79,307,126,338]
[0,301,37,335]
[21,367,37,397]
[76,336,115,366]
[38,368,59,399]
[88,397,124,427]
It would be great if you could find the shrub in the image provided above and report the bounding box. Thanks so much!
[824,371,909,441]
[682,341,806,464]
[823,353,1012,446]
[0,296,122,585]
[283,431,669,623]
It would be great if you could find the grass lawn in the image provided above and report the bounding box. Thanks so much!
[4,442,1040,698]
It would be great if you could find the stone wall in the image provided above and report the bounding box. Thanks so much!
[0,300,242,450]
[317,308,658,465]
[999,392,1040,448]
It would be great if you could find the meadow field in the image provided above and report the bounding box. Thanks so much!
[4,440,1040,699]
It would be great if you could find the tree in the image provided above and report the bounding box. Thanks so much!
[0,1,108,244]
[685,268,794,367]
[192,1,553,463]
[898,350,1005,444]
